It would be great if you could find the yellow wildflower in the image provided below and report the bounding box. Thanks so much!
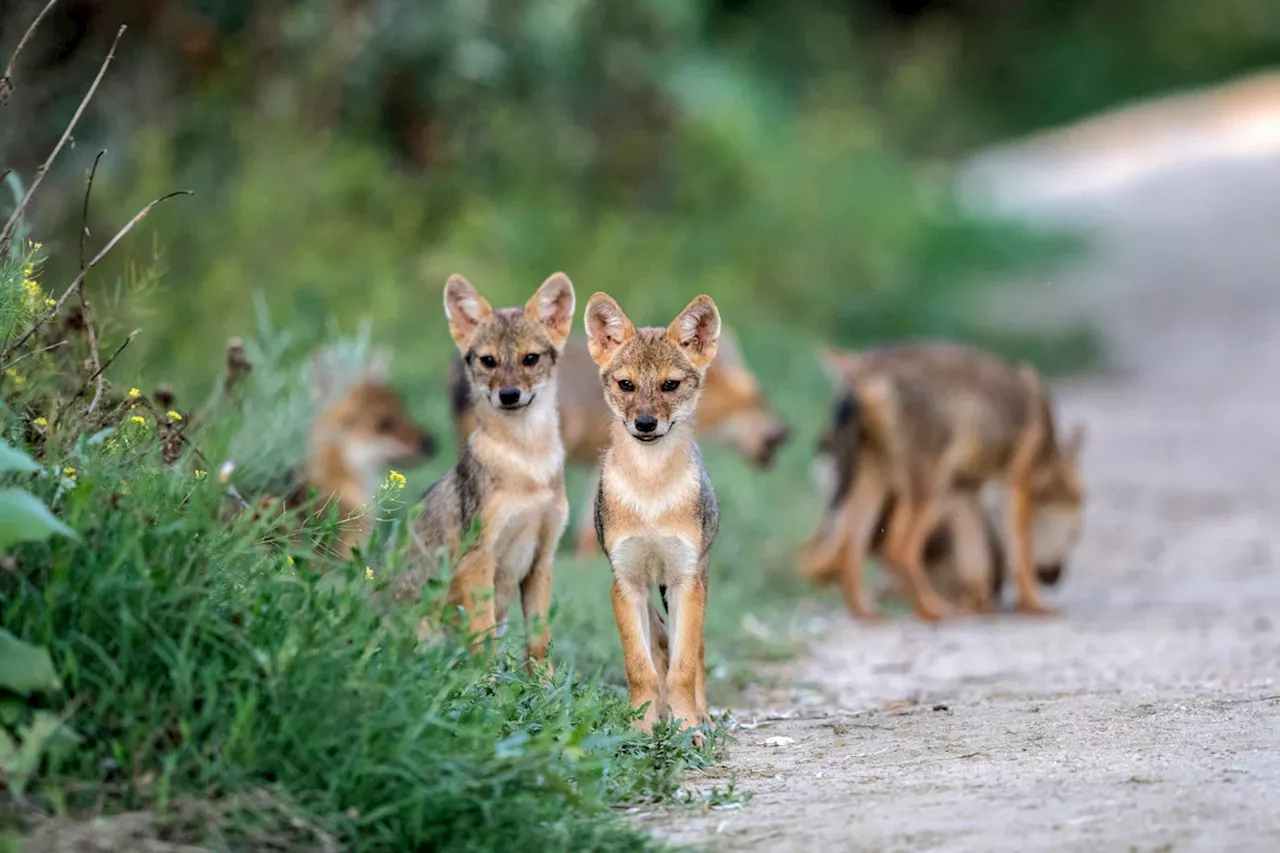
[365,567,374,581]
[63,467,76,477]
[128,388,141,399]
[194,469,207,479]
[167,410,183,422]
[4,369,13,378]
[33,417,47,427]
[386,470,407,489]
[23,278,40,300]
[44,298,55,308]
[130,415,146,427]
[11,376,23,388]
[286,556,295,567]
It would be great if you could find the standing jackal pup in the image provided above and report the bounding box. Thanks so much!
[587,292,721,743]
[406,273,575,670]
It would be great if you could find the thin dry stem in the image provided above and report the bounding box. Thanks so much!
[0,0,60,105]
[7,339,67,366]
[70,329,137,403]
[2,189,192,362]
[81,150,106,412]
[0,24,126,254]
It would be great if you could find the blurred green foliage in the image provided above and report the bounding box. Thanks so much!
[0,0,1133,401]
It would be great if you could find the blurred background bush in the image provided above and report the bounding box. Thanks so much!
[27,0,1280,394]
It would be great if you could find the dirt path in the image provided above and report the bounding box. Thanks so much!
[647,89,1280,852]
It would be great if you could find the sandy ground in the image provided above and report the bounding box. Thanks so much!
[645,94,1280,852]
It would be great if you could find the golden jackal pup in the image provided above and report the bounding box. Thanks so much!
[405,273,575,670]
[586,292,721,743]
[305,373,436,559]
[801,343,1085,620]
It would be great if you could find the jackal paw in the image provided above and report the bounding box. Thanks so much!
[526,657,556,682]
[1017,601,1058,617]
[632,700,662,734]
[847,603,885,623]
[672,712,706,748]
[914,600,959,623]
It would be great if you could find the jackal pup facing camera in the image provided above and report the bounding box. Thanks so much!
[587,292,721,743]
[404,272,575,672]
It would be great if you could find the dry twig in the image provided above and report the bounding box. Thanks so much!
[80,150,107,412]
[7,339,67,366]
[71,329,137,404]
[0,0,60,106]
[0,25,127,254]
[2,189,193,362]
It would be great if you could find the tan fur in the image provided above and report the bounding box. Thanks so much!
[400,273,575,673]
[450,328,788,557]
[587,292,721,744]
[800,342,1086,621]
[303,379,435,559]
[808,430,1068,612]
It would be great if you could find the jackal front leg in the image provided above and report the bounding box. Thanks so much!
[612,578,662,733]
[883,495,959,622]
[664,576,708,746]
[447,545,499,653]
[1006,483,1056,616]
[521,504,568,676]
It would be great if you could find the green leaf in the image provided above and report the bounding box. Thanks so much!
[0,487,76,552]
[0,443,39,475]
[0,629,60,694]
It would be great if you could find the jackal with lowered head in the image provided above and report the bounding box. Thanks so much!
[806,388,1071,612]
[800,342,1085,621]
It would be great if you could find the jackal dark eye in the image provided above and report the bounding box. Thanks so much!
[479,355,497,369]
[522,353,540,366]
[660,379,680,393]
[617,379,635,393]
[377,416,394,434]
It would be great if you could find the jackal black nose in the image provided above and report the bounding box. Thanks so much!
[1037,563,1064,586]
[498,388,521,406]
[634,414,658,433]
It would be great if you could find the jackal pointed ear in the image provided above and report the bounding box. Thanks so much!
[1063,423,1087,458]
[584,292,635,366]
[443,274,493,351]
[817,346,859,388]
[525,272,576,350]
[668,295,720,369]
